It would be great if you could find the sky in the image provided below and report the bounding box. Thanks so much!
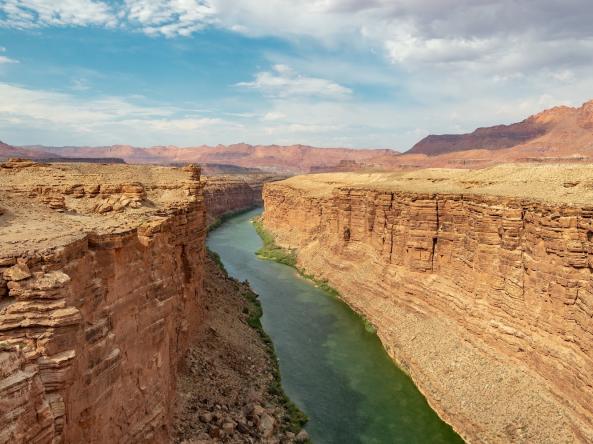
[0,1,592,151]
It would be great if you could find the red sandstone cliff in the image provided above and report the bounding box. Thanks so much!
[0,162,206,443]
[203,173,284,225]
[262,167,593,444]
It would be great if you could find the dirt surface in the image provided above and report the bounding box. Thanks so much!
[174,252,308,444]
[277,163,593,204]
[0,160,200,256]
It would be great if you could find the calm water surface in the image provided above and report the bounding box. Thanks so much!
[207,208,464,444]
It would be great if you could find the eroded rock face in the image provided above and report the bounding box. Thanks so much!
[0,163,206,443]
[262,171,593,443]
[203,174,285,225]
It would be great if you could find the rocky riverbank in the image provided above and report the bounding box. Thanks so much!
[174,251,309,444]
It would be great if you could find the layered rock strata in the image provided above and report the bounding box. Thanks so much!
[262,165,593,444]
[203,174,284,225]
[0,162,206,443]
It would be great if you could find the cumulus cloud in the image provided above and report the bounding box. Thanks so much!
[0,55,18,64]
[0,82,234,144]
[123,0,216,37]
[262,112,286,121]
[0,0,117,28]
[236,64,352,99]
[0,46,18,64]
[2,0,593,74]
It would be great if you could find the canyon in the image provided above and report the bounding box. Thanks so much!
[203,173,284,226]
[4,154,593,443]
[261,166,593,443]
[0,160,292,443]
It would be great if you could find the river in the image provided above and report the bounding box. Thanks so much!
[207,208,463,444]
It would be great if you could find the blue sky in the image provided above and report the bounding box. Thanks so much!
[1,1,592,150]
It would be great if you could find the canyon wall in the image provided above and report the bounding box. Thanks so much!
[0,162,206,443]
[203,174,281,225]
[262,167,593,444]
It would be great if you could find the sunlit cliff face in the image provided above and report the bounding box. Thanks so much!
[261,169,593,443]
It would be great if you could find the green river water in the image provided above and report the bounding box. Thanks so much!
[207,208,464,444]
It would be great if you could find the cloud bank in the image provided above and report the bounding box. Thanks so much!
[1,1,592,149]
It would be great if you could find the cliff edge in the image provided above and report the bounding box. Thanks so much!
[0,160,206,443]
[262,165,593,443]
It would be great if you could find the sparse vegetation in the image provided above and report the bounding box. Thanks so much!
[205,247,309,434]
[251,218,378,341]
[298,271,340,298]
[252,217,297,266]
[242,287,309,433]
[252,217,342,297]
[207,247,225,270]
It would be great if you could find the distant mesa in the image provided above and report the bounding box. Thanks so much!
[309,159,365,173]
[407,99,593,158]
[0,140,61,160]
[37,157,127,164]
[408,121,548,155]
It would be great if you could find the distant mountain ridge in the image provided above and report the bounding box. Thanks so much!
[0,140,61,160]
[5,99,593,172]
[20,143,401,174]
[409,100,593,156]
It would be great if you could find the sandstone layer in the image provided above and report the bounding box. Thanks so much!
[262,165,593,444]
[0,161,207,443]
[203,174,284,226]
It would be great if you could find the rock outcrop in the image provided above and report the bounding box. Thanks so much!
[262,166,593,443]
[0,162,206,443]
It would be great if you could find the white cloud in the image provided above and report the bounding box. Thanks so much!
[262,112,286,121]
[0,0,116,28]
[0,46,18,64]
[0,0,216,36]
[70,78,92,91]
[384,34,496,65]
[0,55,18,64]
[236,64,352,99]
[144,117,228,131]
[2,0,592,76]
[0,82,236,145]
[123,0,216,37]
